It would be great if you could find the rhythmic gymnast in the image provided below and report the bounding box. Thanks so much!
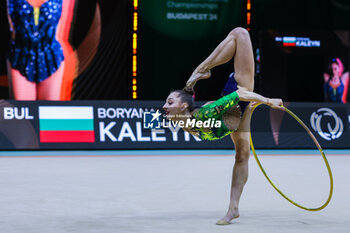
[324,57,349,103]
[162,27,284,225]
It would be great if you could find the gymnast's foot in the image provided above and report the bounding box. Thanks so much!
[186,68,211,88]
[216,209,240,225]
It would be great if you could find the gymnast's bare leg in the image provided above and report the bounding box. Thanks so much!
[37,62,65,100]
[186,27,254,92]
[186,27,255,224]
[7,61,36,100]
[216,107,253,225]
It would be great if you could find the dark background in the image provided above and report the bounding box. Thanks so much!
[258,30,350,102]
[252,0,350,102]
[1,0,350,101]
[139,0,350,101]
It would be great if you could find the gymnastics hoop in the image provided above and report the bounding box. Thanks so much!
[249,103,334,211]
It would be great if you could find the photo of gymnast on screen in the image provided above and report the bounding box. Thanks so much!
[324,58,349,103]
[4,0,130,101]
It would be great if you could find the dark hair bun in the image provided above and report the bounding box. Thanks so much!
[183,86,195,96]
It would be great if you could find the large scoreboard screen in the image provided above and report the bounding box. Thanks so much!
[258,30,350,103]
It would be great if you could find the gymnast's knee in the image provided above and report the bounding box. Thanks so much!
[235,147,250,164]
[228,27,250,39]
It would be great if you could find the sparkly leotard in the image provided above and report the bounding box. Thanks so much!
[193,91,240,141]
[191,72,249,141]
[7,0,64,82]
[324,78,344,103]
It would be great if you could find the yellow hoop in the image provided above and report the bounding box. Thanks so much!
[249,103,334,211]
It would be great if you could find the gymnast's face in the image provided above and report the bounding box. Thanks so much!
[163,92,187,120]
[332,63,340,77]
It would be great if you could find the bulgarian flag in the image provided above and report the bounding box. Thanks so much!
[39,106,95,143]
[283,37,296,47]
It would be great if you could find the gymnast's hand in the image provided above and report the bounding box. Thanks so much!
[267,98,284,110]
[186,68,211,89]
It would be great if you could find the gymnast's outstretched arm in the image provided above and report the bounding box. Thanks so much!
[196,89,283,121]
[236,89,283,110]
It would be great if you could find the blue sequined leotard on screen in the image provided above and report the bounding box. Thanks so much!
[8,0,64,83]
[324,78,344,103]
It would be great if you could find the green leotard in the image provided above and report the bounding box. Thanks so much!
[192,91,240,141]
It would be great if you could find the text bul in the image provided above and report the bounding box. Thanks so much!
[3,107,34,120]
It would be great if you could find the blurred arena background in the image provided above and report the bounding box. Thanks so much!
[0,1,349,232]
